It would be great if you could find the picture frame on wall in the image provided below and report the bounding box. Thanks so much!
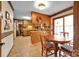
[5,11,10,19]
[4,11,11,30]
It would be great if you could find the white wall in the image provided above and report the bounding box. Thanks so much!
[2,34,13,57]
[1,1,13,57]
[2,1,13,33]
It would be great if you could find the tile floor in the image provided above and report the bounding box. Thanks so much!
[8,36,42,57]
[8,36,59,57]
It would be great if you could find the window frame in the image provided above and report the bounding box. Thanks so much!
[53,14,73,38]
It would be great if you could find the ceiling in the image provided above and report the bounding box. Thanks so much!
[11,1,73,20]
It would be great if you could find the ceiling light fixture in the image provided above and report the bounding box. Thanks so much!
[35,1,48,10]
[38,3,46,10]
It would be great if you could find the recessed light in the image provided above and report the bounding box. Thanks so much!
[22,16,31,20]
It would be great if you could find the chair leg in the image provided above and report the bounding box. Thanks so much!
[59,50,61,57]
[41,48,43,56]
[46,49,48,57]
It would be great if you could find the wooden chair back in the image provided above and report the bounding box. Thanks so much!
[60,32,69,39]
[40,34,56,57]
[40,34,47,48]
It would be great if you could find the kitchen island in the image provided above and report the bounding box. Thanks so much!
[30,30,52,44]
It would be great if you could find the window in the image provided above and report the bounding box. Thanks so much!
[54,15,73,41]
[54,18,63,38]
[64,15,73,41]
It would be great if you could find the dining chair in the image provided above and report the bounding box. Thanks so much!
[40,34,55,57]
[60,45,73,57]
[59,32,73,57]
[60,32,69,39]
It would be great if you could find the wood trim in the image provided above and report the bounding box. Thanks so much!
[73,1,79,50]
[52,18,54,35]
[14,18,22,21]
[0,1,2,57]
[54,13,73,20]
[0,1,1,11]
[63,17,65,37]
[72,1,79,56]
[50,6,73,17]
[1,31,13,39]
[8,1,14,11]
[0,1,2,41]
[14,18,31,21]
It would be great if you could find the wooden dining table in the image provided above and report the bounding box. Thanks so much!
[47,37,71,57]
